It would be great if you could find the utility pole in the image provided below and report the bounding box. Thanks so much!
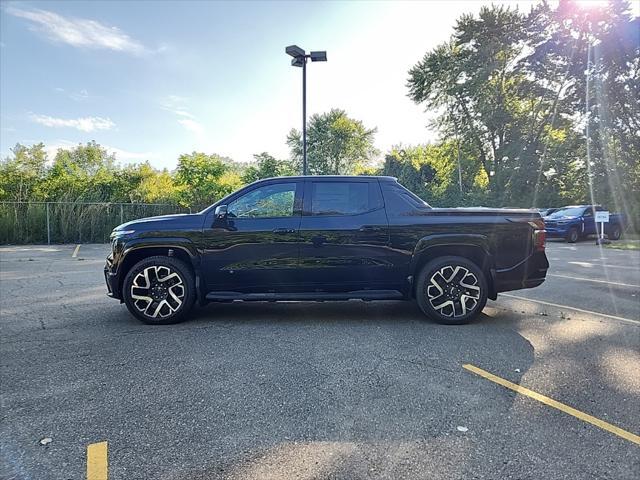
[286,45,327,175]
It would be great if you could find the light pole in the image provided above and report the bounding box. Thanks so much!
[286,45,327,175]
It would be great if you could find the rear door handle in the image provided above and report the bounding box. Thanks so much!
[272,228,295,234]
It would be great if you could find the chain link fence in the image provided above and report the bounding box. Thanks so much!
[0,202,194,244]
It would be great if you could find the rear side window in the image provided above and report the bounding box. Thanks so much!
[310,181,382,216]
[380,182,430,214]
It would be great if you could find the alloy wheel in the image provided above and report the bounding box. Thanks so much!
[426,265,481,318]
[130,265,185,318]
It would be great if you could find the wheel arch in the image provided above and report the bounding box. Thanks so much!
[410,235,496,300]
[117,242,203,304]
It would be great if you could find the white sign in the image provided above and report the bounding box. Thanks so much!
[595,211,610,223]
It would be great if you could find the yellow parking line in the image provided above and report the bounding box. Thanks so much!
[72,244,81,258]
[87,441,108,480]
[463,364,640,446]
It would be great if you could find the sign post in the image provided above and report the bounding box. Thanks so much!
[594,210,609,245]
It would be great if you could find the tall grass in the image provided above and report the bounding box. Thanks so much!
[0,202,192,244]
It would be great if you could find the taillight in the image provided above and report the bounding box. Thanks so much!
[531,218,546,251]
[510,217,546,252]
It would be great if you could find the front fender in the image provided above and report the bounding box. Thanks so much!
[114,237,204,304]
[120,237,199,265]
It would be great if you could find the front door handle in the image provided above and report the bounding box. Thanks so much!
[272,228,296,234]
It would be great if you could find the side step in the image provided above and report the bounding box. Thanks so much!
[205,290,404,302]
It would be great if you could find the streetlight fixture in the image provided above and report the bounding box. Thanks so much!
[286,44,327,175]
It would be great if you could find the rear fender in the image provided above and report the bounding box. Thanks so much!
[410,234,496,299]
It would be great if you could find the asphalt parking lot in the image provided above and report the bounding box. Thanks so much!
[1,241,638,480]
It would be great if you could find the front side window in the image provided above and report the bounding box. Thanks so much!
[311,182,380,216]
[228,183,297,218]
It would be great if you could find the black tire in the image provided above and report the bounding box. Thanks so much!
[122,256,196,325]
[608,225,621,241]
[415,256,488,325]
[566,227,579,243]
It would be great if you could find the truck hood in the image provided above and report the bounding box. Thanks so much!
[113,213,205,233]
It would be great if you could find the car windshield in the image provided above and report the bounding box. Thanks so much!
[548,207,586,218]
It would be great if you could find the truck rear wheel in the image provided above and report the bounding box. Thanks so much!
[122,256,195,325]
[416,256,488,325]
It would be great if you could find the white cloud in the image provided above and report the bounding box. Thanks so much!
[54,87,90,101]
[70,89,89,101]
[172,109,195,119]
[166,95,188,104]
[30,114,115,132]
[6,6,148,55]
[105,145,155,162]
[161,95,205,135]
[177,118,205,135]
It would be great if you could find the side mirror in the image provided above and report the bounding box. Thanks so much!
[214,205,228,220]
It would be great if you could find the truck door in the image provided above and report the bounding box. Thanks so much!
[297,179,393,292]
[201,180,304,292]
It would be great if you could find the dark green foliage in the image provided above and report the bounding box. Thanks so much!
[406,0,639,226]
[242,153,296,184]
[287,109,377,175]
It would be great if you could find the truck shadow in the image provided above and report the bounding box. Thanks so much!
[142,301,638,480]
[132,300,541,480]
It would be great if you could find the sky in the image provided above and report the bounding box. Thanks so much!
[1,0,634,169]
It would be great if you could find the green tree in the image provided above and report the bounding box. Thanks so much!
[0,143,48,201]
[126,163,179,204]
[174,152,232,207]
[528,0,639,226]
[242,152,296,183]
[287,109,378,175]
[407,0,639,216]
[407,5,584,207]
[378,143,487,207]
[41,141,119,201]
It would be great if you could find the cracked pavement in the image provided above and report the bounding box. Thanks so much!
[1,243,638,479]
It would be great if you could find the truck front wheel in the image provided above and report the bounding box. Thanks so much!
[122,256,196,325]
[416,256,488,325]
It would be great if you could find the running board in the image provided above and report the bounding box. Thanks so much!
[205,290,404,302]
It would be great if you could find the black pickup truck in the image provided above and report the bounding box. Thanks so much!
[105,176,548,325]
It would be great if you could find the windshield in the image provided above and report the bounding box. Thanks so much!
[548,207,586,218]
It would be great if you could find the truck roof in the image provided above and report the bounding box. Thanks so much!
[561,205,602,209]
[256,175,398,182]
